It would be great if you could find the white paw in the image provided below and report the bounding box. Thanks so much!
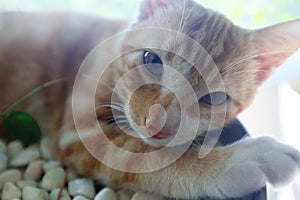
[216,137,300,198]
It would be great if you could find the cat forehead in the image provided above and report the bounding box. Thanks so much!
[134,1,244,58]
[128,0,253,85]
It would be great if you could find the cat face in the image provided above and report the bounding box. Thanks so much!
[108,0,300,147]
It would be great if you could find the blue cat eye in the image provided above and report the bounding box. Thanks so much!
[143,51,163,77]
[199,92,229,106]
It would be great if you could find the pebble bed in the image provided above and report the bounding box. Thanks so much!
[0,138,164,200]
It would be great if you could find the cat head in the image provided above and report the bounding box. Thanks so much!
[110,0,300,147]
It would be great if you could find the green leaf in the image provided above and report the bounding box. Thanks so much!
[3,111,42,144]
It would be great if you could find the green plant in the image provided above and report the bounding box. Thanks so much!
[0,79,65,144]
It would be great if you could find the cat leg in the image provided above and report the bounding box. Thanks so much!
[212,136,300,198]
[117,137,300,199]
[58,126,300,199]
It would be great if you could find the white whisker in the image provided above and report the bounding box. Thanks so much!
[224,50,294,74]
[178,0,186,33]
[96,103,125,112]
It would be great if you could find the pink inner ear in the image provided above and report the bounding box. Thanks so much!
[255,51,290,82]
[253,19,300,83]
[139,0,168,21]
[255,55,280,82]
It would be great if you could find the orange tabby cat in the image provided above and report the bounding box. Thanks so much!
[1,0,300,199]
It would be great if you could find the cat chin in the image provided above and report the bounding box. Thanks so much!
[141,137,173,148]
[132,129,173,147]
[140,133,194,148]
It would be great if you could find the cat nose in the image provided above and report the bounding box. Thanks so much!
[146,104,168,138]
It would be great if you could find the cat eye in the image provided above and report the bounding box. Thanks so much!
[199,92,229,106]
[143,51,163,77]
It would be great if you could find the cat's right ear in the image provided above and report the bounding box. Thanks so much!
[253,19,300,83]
[138,0,170,21]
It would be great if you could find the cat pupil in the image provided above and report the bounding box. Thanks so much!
[199,92,229,106]
[143,51,163,77]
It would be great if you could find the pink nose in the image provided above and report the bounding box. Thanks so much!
[146,104,168,138]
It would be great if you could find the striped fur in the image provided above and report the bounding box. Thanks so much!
[1,0,300,198]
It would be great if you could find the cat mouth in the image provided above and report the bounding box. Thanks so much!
[147,125,172,139]
[151,131,172,139]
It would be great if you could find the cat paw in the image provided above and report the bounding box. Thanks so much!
[216,137,300,198]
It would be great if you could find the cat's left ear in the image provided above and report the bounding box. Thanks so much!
[253,19,300,83]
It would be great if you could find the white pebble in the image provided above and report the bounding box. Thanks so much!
[72,196,89,200]
[7,141,23,158]
[67,170,78,181]
[16,180,37,189]
[132,192,165,200]
[43,160,61,172]
[0,169,22,189]
[1,182,22,200]
[0,140,7,153]
[23,186,49,200]
[9,146,40,167]
[49,188,71,200]
[68,178,95,199]
[95,187,118,200]
[23,160,43,181]
[0,152,8,172]
[41,167,65,191]
[117,189,134,200]
[40,137,54,159]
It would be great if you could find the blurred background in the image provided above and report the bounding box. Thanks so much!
[1,0,300,199]
[1,0,300,27]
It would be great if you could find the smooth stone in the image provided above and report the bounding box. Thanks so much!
[40,137,54,160]
[132,192,165,200]
[9,146,40,167]
[117,189,134,200]
[0,152,8,172]
[7,141,23,158]
[16,180,37,189]
[72,196,89,200]
[67,171,78,181]
[42,160,61,172]
[0,169,22,189]
[23,160,43,181]
[68,178,95,199]
[95,187,118,200]
[0,140,7,153]
[41,167,65,191]
[49,188,71,200]
[22,186,49,200]
[1,182,22,200]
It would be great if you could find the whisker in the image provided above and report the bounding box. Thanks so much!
[96,103,125,112]
[178,0,186,33]
[110,105,125,112]
[96,101,124,108]
[115,120,131,125]
[118,125,134,132]
[111,115,127,119]
[224,49,295,73]
[174,0,188,48]
[104,118,117,124]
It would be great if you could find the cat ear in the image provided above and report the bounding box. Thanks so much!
[138,0,169,21]
[253,19,300,83]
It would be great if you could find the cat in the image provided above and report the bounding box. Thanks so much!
[1,0,300,199]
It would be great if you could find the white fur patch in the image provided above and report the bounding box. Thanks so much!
[215,137,300,198]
